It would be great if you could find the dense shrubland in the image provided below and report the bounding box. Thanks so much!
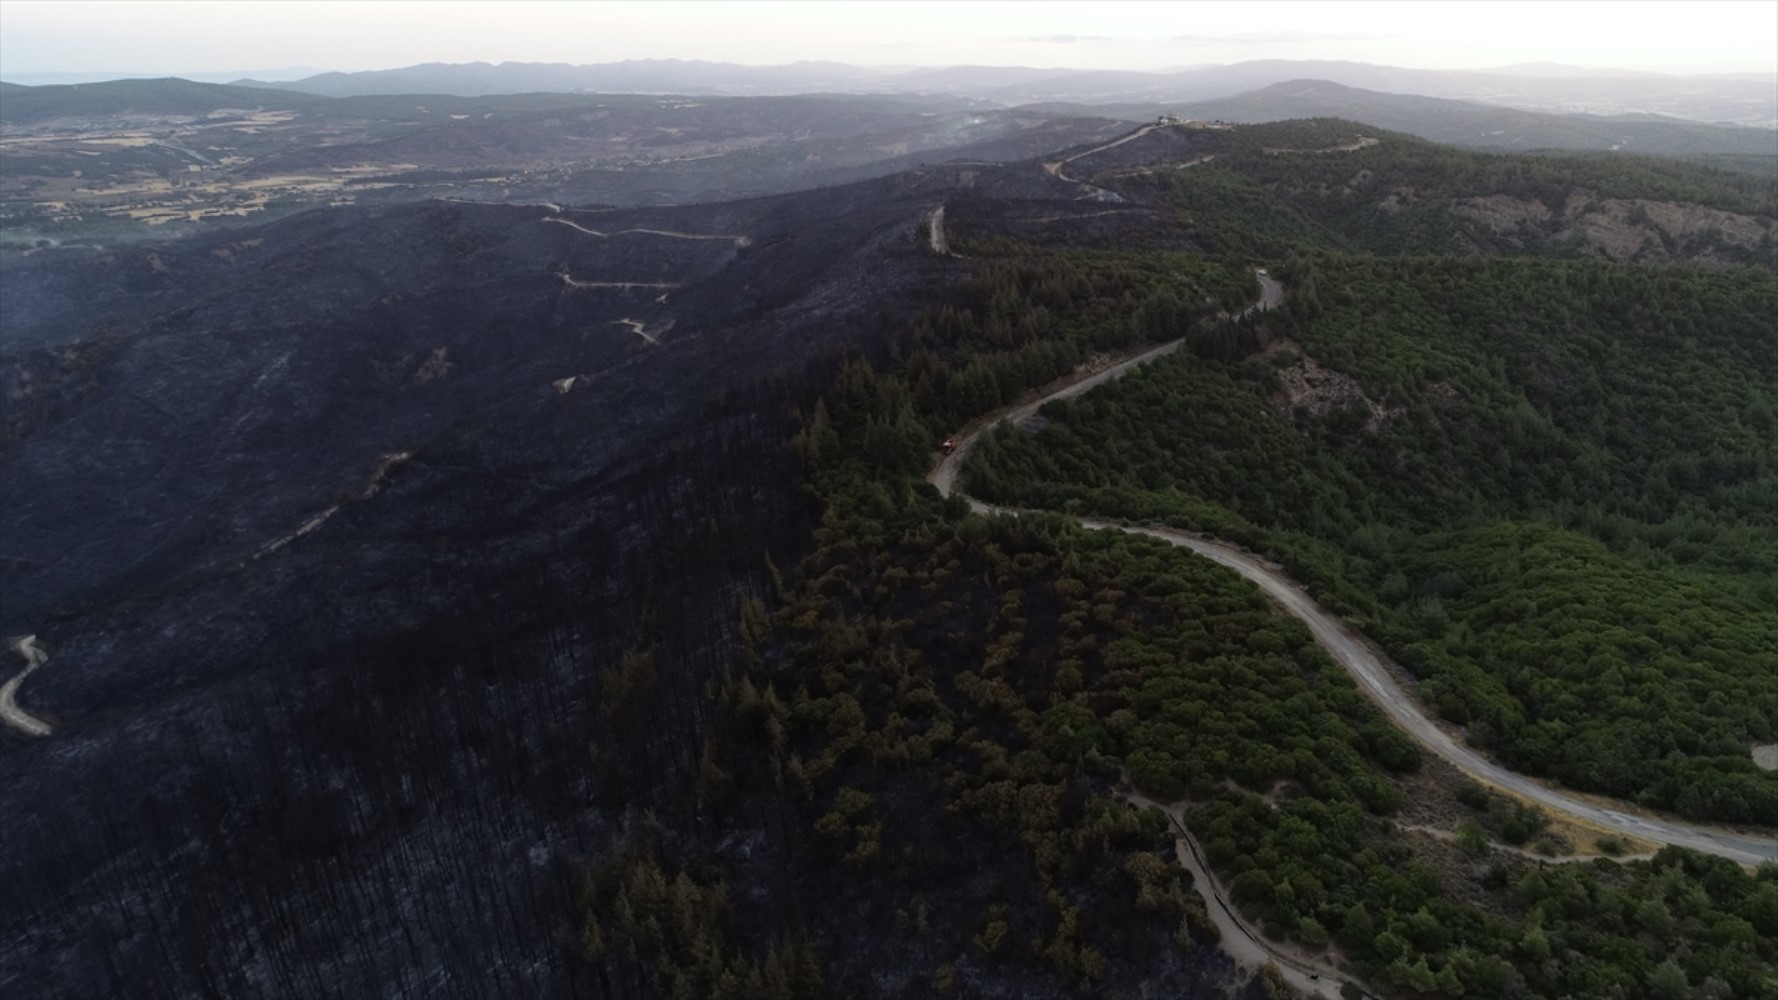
[967,253,1778,827]
[763,255,1778,997]
[1106,123,1778,263]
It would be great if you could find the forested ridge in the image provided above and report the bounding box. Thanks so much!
[1089,120,1778,266]
[967,254,1778,828]
[735,250,1778,997]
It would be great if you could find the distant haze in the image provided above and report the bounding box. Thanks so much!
[2,0,1774,79]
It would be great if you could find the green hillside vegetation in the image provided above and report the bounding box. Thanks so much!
[738,258,1778,997]
[1679,153,1778,180]
[966,254,1778,827]
[0,77,324,122]
[1103,124,1777,265]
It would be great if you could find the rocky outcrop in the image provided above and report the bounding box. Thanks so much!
[1263,340,1398,432]
[1449,191,1775,262]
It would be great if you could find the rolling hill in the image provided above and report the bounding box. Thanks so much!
[5,115,1775,1000]
[221,57,1778,129]
[1045,79,1778,157]
[0,76,324,123]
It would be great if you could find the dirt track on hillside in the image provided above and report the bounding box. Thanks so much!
[927,270,1776,869]
[2,635,54,737]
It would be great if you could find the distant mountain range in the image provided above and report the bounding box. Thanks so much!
[6,75,1772,161]
[186,58,1777,129]
[0,78,324,122]
[1055,80,1778,158]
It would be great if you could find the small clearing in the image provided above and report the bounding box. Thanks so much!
[1396,822,1654,865]
[1755,744,1778,771]
[1100,154,1218,179]
[1262,340,1397,430]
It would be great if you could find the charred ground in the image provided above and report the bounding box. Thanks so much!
[5,118,1774,999]
[0,139,1272,998]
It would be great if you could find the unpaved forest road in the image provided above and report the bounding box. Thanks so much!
[613,317,666,345]
[1122,786,1359,998]
[928,272,1778,869]
[926,205,950,255]
[541,216,751,245]
[1043,120,1172,183]
[928,273,1281,500]
[2,635,53,737]
[557,274,680,291]
[1105,526,1777,870]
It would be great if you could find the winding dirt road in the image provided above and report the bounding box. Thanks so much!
[612,318,666,345]
[557,274,680,291]
[2,635,53,737]
[927,272,1777,869]
[929,274,1281,501]
[1101,525,1778,870]
[926,206,950,255]
[1122,786,1362,999]
[542,216,751,246]
[256,451,413,559]
[1044,120,1174,183]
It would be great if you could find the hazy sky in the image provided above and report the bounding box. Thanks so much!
[2,0,1774,78]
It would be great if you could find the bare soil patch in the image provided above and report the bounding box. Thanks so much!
[1261,339,1398,430]
[1754,744,1778,771]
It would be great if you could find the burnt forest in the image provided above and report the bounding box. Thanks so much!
[3,53,1777,1000]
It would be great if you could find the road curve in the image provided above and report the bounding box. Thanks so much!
[1101,524,1777,867]
[1122,785,1366,999]
[930,272,1280,499]
[3,635,54,737]
[1045,121,1173,183]
[926,206,952,256]
[927,272,1777,868]
[541,216,751,246]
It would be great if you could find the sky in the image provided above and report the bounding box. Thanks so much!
[2,0,1775,80]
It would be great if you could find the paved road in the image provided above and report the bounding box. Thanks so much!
[928,271,1778,869]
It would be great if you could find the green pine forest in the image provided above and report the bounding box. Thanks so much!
[967,254,1778,828]
[577,126,1778,997]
